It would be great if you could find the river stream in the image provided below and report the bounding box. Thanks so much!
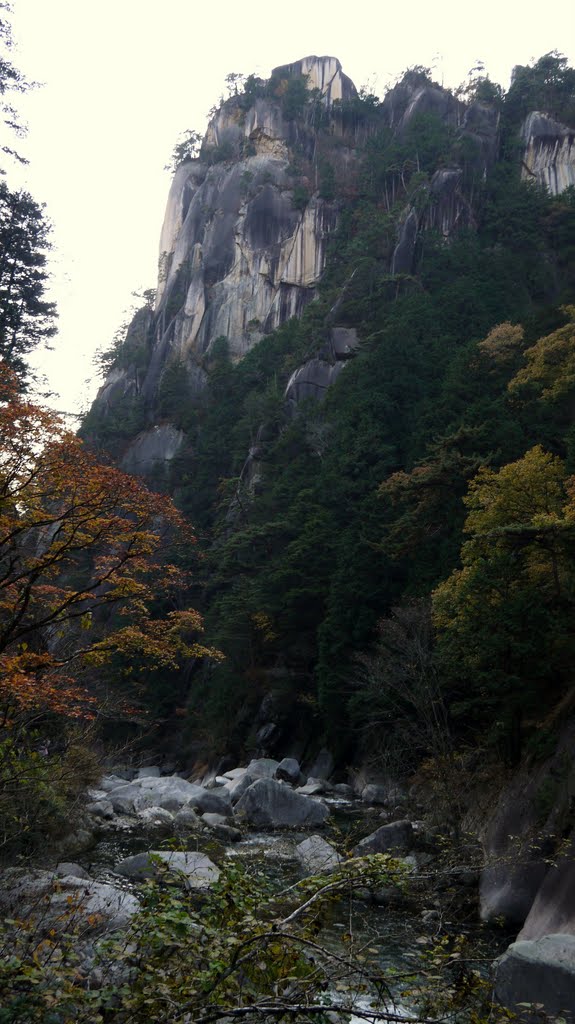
[74,800,499,1022]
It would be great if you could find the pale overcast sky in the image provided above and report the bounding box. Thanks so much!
[5,0,575,414]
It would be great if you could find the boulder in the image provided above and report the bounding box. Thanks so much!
[275,757,301,784]
[106,782,155,814]
[480,723,575,927]
[224,773,258,804]
[137,806,175,831]
[332,783,354,800]
[201,812,231,827]
[202,814,242,842]
[98,774,133,793]
[353,820,414,857]
[296,835,342,875]
[87,787,110,801]
[86,799,114,819]
[115,851,220,889]
[495,933,575,1022]
[246,758,280,779]
[361,781,405,806]
[519,831,575,940]
[330,326,359,359]
[137,776,202,810]
[0,870,139,934]
[235,778,329,828]
[55,862,91,880]
[296,778,331,796]
[185,785,233,816]
[173,806,201,831]
[136,765,161,778]
[109,776,226,814]
[223,767,247,781]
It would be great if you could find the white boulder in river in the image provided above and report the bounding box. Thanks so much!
[115,851,220,889]
[234,778,329,827]
[296,835,342,875]
[101,775,232,815]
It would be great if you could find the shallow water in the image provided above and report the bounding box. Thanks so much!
[80,812,421,1019]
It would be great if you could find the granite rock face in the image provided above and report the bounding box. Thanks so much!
[154,56,354,369]
[495,934,575,1022]
[518,830,575,940]
[522,111,575,194]
[480,720,575,932]
[87,63,501,459]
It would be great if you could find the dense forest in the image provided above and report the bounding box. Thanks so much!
[82,52,575,781]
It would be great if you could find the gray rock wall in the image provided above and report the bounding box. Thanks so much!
[522,111,575,194]
[480,720,575,935]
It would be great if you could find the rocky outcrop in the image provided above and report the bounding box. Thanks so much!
[353,820,414,856]
[296,835,342,875]
[87,56,364,471]
[495,934,575,1022]
[518,830,575,940]
[285,358,344,408]
[480,720,575,933]
[0,869,140,934]
[234,778,330,827]
[86,63,504,485]
[154,57,355,370]
[115,850,220,889]
[272,56,356,106]
[522,111,575,194]
[120,424,184,477]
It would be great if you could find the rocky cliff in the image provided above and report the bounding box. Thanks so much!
[87,57,575,481]
[522,110,575,193]
[87,58,509,474]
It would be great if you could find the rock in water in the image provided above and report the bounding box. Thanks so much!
[353,820,413,856]
[495,933,575,1022]
[235,778,329,827]
[296,835,342,875]
[115,851,220,889]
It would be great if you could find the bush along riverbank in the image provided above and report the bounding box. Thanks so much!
[1,752,551,1024]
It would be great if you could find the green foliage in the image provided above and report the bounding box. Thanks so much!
[505,51,575,127]
[165,128,202,172]
[0,854,414,1023]
[508,305,575,404]
[0,182,57,381]
[291,183,310,210]
[278,74,309,121]
[318,159,336,200]
[433,447,575,762]
[0,733,100,860]
[204,139,235,165]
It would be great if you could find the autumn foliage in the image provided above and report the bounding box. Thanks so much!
[0,361,219,724]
